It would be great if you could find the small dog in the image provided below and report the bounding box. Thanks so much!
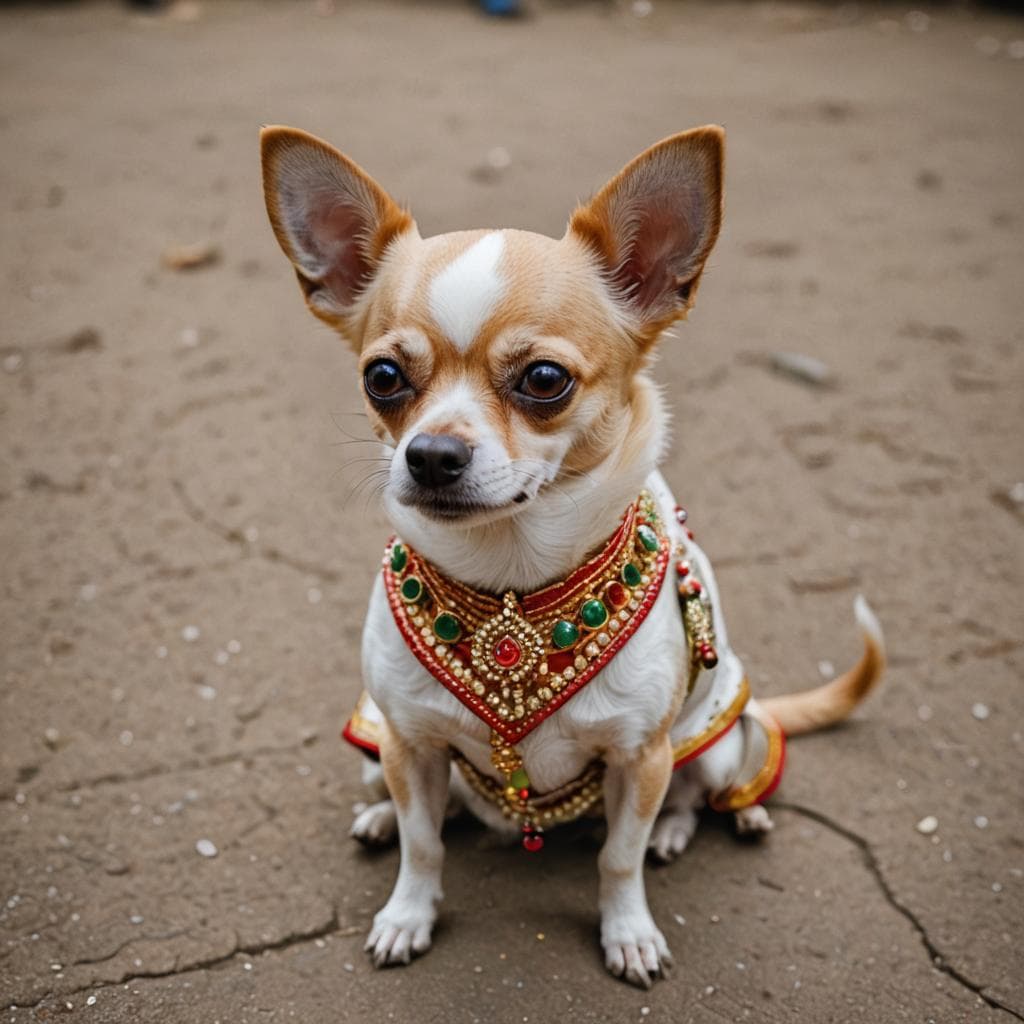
[260,125,885,988]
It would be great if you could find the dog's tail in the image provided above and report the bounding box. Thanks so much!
[760,595,886,736]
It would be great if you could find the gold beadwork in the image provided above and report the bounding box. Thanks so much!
[383,492,667,736]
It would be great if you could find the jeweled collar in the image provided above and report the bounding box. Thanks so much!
[382,491,671,744]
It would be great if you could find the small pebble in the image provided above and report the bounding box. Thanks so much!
[917,704,933,722]
[119,730,134,747]
[182,625,201,643]
[243,526,259,544]
[195,838,218,858]
[974,815,989,829]
[179,327,200,348]
[43,727,61,749]
[86,995,96,1007]
[972,703,990,721]
[2,352,24,374]
[130,914,144,924]
[916,815,939,835]
[817,660,835,679]
[162,242,220,272]
[992,882,1003,893]
[770,351,832,387]
[78,583,98,602]
[227,639,242,654]
[214,650,229,665]
[632,0,653,16]
[343,962,354,973]
[197,685,217,701]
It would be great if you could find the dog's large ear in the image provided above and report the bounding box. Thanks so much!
[569,126,724,343]
[260,126,413,331]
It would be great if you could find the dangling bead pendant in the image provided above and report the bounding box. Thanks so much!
[490,731,544,853]
[522,824,544,852]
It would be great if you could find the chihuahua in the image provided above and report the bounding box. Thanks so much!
[260,125,885,988]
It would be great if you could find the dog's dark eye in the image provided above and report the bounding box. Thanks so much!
[364,359,408,401]
[517,362,573,403]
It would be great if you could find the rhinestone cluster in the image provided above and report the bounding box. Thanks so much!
[672,504,719,671]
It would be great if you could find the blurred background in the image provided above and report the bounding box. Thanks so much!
[1,2,1022,1022]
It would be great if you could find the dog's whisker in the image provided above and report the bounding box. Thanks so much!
[341,468,391,508]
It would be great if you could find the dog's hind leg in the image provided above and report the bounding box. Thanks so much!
[690,717,775,838]
[351,759,398,846]
[734,803,774,837]
[647,771,703,863]
[352,758,464,847]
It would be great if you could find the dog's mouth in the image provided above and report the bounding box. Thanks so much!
[396,486,533,524]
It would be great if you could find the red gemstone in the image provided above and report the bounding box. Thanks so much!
[522,833,544,853]
[518,788,530,800]
[676,561,690,577]
[606,582,628,609]
[690,580,702,594]
[687,529,695,540]
[493,635,522,669]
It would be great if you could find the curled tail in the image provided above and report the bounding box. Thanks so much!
[760,595,886,736]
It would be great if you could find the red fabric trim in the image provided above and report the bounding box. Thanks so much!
[754,729,786,804]
[521,511,632,615]
[341,720,380,760]
[383,512,670,746]
[671,713,740,770]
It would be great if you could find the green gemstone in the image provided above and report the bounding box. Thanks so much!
[400,576,423,603]
[552,620,580,649]
[433,612,461,643]
[510,767,530,790]
[580,599,609,629]
[622,562,642,587]
[637,524,659,552]
[390,544,407,573]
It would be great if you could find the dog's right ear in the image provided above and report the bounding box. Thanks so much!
[260,126,413,332]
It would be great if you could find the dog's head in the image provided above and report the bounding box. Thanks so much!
[261,127,723,533]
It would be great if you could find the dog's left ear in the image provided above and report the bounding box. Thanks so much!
[260,126,414,334]
[569,126,724,342]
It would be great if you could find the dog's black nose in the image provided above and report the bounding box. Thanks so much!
[405,433,473,488]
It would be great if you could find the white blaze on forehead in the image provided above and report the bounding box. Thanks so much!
[428,232,506,352]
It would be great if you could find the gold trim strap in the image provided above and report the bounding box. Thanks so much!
[671,676,750,767]
[708,705,786,812]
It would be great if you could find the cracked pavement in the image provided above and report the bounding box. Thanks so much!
[1,2,1022,1021]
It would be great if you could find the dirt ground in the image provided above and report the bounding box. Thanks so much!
[1,1,1022,1021]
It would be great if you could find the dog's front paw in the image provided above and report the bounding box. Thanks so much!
[734,803,774,838]
[601,915,673,989]
[365,901,435,967]
[351,799,398,846]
